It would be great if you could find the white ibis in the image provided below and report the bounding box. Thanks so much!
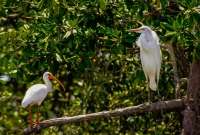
[21,72,65,127]
[129,26,161,94]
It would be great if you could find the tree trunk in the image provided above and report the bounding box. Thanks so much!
[183,59,200,135]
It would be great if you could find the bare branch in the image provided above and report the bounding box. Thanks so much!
[24,98,185,134]
[166,43,181,98]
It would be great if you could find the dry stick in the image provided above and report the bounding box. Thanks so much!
[166,44,181,98]
[24,98,185,134]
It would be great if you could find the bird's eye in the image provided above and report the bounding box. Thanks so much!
[48,74,53,80]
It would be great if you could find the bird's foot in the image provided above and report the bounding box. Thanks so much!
[30,122,41,133]
[32,121,40,127]
[32,121,41,131]
[36,119,40,125]
[148,95,152,104]
[146,101,152,105]
[28,121,39,129]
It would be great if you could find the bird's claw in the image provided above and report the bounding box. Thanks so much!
[33,121,40,127]
[31,122,41,133]
[28,121,40,129]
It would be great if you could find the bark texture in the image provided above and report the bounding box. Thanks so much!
[183,60,200,135]
[24,99,184,134]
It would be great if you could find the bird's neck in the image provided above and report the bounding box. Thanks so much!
[143,30,153,41]
[43,77,53,92]
[140,31,156,49]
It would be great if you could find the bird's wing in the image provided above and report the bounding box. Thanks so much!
[151,46,161,88]
[156,46,161,85]
[137,34,151,81]
[152,31,160,46]
[152,31,162,85]
[136,38,142,48]
[140,50,148,81]
[21,84,48,107]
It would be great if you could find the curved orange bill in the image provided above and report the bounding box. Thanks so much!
[51,75,66,91]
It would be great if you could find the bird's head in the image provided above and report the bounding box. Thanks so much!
[43,72,65,91]
[129,25,159,49]
[43,72,54,80]
[129,25,151,33]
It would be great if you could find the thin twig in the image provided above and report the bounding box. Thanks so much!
[166,43,181,98]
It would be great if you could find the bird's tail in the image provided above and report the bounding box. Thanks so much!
[149,76,157,91]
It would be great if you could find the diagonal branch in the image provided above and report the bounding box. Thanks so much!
[24,98,185,134]
[166,43,181,98]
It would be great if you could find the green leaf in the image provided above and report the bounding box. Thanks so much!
[160,22,174,31]
[165,31,177,37]
[55,53,62,62]
[99,0,106,11]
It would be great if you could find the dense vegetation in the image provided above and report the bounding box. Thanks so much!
[0,0,199,134]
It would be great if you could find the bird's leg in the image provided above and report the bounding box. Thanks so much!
[148,88,151,104]
[157,88,160,101]
[145,78,151,104]
[146,80,151,104]
[28,106,33,128]
[36,105,40,126]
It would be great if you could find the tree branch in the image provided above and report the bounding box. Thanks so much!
[24,98,185,134]
[166,43,181,98]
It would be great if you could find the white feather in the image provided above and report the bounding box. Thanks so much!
[21,72,53,108]
[135,26,161,91]
[21,84,48,107]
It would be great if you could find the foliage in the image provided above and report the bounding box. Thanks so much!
[0,0,199,134]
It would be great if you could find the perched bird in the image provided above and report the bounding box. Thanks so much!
[21,72,65,127]
[129,26,161,91]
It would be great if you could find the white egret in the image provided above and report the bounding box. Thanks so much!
[129,26,161,92]
[21,72,65,127]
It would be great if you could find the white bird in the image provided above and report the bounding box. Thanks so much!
[21,72,65,127]
[129,26,161,91]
